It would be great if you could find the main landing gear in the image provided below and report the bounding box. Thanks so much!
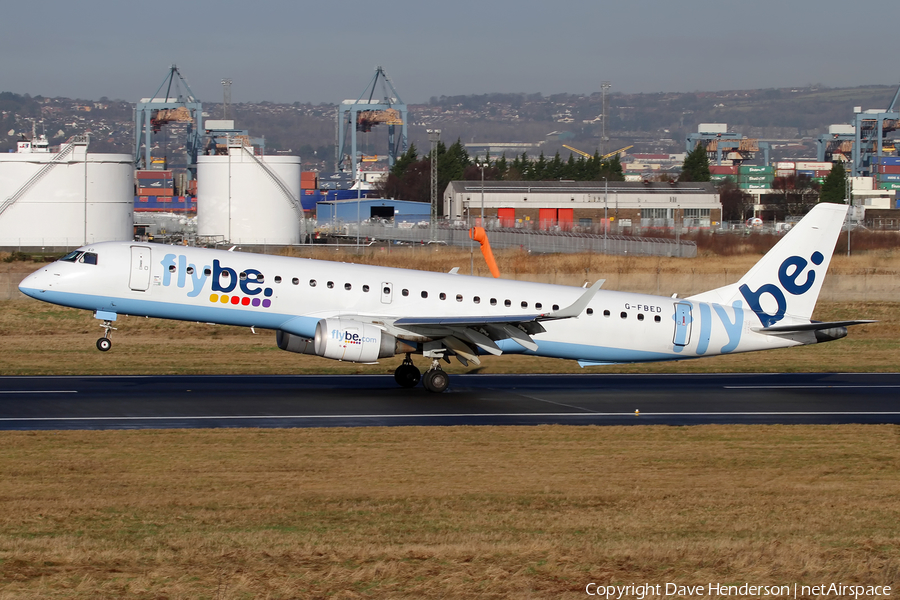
[392,353,450,393]
[96,320,116,352]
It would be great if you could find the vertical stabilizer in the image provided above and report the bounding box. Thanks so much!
[689,203,848,326]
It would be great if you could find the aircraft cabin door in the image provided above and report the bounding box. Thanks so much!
[381,282,393,304]
[673,302,692,347]
[129,246,152,291]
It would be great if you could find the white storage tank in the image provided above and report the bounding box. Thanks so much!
[197,145,302,244]
[0,138,133,249]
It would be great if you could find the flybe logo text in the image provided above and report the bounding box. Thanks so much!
[739,251,824,327]
[331,329,377,345]
[160,254,273,298]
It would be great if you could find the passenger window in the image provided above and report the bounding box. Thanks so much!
[655,315,661,323]
[604,310,611,317]
[456,294,463,302]
[620,312,627,319]
[638,314,644,321]
[363,285,370,292]
[504,299,511,307]
[439,293,446,300]
[204,268,212,276]
[586,308,593,315]
[402,289,409,296]
[552,304,559,311]
[168,264,176,273]
[535,303,542,310]
[309,279,316,287]
[327,281,334,289]
[421,291,428,299]
[474,296,481,304]
[344,283,352,291]
[490,298,497,306]
[521,301,528,309]
[274,276,282,284]
[240,272,247,281]
[292,278,300,285]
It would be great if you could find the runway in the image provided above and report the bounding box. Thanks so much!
[0,373,898,430]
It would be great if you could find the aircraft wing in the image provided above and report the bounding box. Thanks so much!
[378,280,605,362]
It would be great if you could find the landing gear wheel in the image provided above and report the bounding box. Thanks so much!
[96,338,112,352]
[394,363,421,388]
[423,369,450,393]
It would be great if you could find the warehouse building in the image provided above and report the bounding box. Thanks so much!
[443,180,721,231]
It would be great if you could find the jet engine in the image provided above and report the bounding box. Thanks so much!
[277,319,413,363]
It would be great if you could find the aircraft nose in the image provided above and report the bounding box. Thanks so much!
[18,270,48,299]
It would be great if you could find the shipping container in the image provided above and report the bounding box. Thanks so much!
[740,175,773,183]
[815,170,833,178]
[878,173,900,182]
[739,165,775,174]
[795,161,833,171]
[138,187,174,196]
[137,170,173,179]
[878,182,900,190]
[797,170,815,177]
[871,156,900,166]
[876,165,900,174]
[776,169,794,178]
[709,165,737,175]
[709,174,731,181]
[739,183,771,190]
[776,162,796,170]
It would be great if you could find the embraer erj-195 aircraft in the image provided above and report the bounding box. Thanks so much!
[19,203,871,393]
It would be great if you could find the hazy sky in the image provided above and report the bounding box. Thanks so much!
[2,0,897,105]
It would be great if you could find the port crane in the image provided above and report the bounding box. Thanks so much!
[562,144,633,160]
[336,66,408,177]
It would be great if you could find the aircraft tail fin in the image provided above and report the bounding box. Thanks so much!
[689,203,848,327]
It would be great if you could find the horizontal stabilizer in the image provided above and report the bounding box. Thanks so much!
[752,320,876,334]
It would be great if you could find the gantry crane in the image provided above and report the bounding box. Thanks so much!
[849,81,900,176]
[134,65,203,174]
[562,144,633,160]
[336,66,408,177]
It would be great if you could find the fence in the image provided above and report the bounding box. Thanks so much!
[326,221,698,258]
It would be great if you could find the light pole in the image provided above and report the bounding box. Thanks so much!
[479,161,487,227]
[602,177,608,252]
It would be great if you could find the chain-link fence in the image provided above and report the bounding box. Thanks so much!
[326,221,697,258]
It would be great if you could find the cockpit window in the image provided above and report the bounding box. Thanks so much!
[79,252,98,265]
[60,251,82,263]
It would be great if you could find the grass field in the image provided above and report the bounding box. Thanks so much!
[0,425,898,599]
[1,250,898,598]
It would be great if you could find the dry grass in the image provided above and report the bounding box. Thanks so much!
[0,300,896,376]
[0,425,898,599]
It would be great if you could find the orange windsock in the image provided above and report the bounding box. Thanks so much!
[469,226,500,278]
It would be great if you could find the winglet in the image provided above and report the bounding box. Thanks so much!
[539,279,604,320]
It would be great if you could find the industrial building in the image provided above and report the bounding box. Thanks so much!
[316,198,431,225]
[443,180,721,231]
[0,136,133,249]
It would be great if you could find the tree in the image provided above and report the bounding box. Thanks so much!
[389,143,418,179]
[718,178,748,221]
[679,143,711,182]
[820,161,847,204]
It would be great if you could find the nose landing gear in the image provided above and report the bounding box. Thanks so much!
[96,320,116,352]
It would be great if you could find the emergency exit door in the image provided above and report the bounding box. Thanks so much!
[129,246,151,291]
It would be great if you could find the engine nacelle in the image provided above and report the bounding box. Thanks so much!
[314,318,398,363]
[275,330,317,355]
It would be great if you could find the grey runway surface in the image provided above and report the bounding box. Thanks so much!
[0,373,898,430]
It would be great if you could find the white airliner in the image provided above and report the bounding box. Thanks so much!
[19,203,871,392]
